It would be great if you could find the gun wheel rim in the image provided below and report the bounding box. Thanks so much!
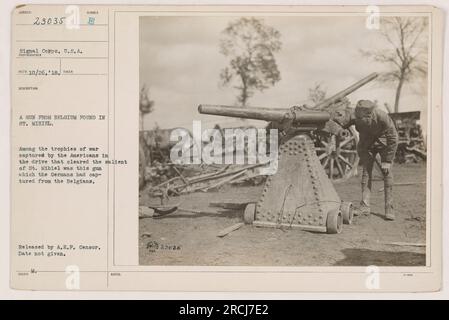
[340,202,354,225]
[243,203,256,224]
[326,209,343,234]
[315,126,359,183]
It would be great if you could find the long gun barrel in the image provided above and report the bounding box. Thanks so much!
[198,72,378,124]
[313,72,378,109]
[198,105,329,123]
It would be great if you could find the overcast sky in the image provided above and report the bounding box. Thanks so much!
[139,15,428,131]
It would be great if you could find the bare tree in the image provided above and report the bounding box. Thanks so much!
[139,84,154,130]
[308,83,327,104]
[139,84,154,190]
[361,17,428,113]
[306,83,350,111]
[219,18,282,107]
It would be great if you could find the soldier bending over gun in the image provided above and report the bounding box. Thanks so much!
[334,100,398,220]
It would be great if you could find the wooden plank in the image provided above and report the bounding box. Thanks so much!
[384,241,426,247]
[177,207,219,215]
[253,220,327,233]
[210,200,250,210]
[202,170,247,192]
[217,222,244,237]
[378,181,425,192]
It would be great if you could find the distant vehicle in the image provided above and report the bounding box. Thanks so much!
[388,111,426,163]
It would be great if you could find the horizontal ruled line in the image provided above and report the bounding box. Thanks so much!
[16,23,107,26]
[16,270,434,274]
[16,40,108,43]
[17,73,108,76]
[16,56,108,59]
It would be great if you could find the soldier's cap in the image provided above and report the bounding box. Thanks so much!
[355,100,376,118]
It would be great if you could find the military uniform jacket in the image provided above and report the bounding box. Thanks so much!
[346,108,398,164]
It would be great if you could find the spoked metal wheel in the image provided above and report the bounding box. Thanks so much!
[315,126,359,182]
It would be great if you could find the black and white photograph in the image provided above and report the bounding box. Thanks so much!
[138,14,429,267]
[5,1,447,295]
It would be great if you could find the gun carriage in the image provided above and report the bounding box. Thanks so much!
[198,73,378,233]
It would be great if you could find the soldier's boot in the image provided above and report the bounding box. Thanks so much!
[358,165,371,216]
[359,184,371,216]
[384,175,395,221]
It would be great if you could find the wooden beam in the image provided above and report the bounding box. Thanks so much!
[217,222,244,237]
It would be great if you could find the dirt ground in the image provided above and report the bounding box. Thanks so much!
[139,163,426,266]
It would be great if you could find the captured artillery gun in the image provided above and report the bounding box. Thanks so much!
[198,73,378,234]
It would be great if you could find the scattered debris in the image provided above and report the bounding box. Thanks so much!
[146,163,268,196]
[406,215,425,222]
[139,206,155,218]
[149,204,179,218]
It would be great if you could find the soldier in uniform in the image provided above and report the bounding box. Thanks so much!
[333,100,398,220]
